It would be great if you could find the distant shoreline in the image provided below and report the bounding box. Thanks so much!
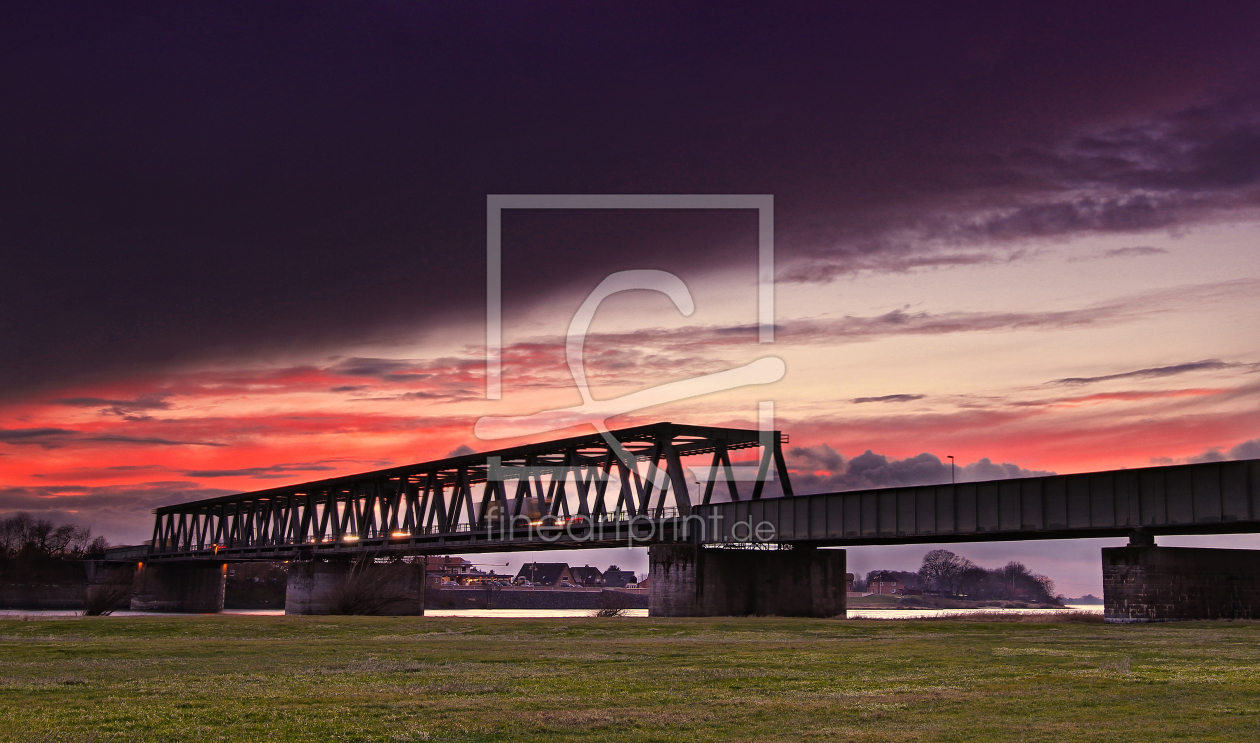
[848,594,1067,610]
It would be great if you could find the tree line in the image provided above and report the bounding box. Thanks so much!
[856,549,1060,603]
[0,513,108,560]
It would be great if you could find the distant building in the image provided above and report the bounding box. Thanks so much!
[423,556,485,586]
[569,565,604,586]
[846,573,854,593]
[868,570,904,595]
[516,563,575,586]
[603,565,637,588]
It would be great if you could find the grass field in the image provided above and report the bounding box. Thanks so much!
[1,614,1258,742]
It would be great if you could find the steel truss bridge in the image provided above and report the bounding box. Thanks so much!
[147,423,793,561]
[141,421,1260,563]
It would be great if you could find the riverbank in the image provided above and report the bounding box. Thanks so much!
[427,586,649,610]
[1,614,1257,741]
[848,593,1066,611]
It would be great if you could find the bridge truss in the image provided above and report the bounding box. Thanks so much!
[148,422,792,561]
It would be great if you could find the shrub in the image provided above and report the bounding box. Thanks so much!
[82,566,137,616]
[593,589,636,618]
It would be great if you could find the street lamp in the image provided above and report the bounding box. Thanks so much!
[948,455,955,484]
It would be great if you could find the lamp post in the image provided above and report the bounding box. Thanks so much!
[948,455,955,484]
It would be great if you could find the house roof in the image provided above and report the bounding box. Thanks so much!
[516,562,571,585]
[602,568,637,586]
[570,566,603,583]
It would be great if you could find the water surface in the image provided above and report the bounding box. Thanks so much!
[0,605,1101,619]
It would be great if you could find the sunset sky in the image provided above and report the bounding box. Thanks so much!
[3,3,1260,595]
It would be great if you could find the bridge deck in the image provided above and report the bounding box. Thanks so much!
[699,458,1260,546]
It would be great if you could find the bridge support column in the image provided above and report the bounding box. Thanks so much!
[84,560,138,614]
[1103,546,1260,623]
[131,562,225,613]
[285,560,425,616]
[649,544,846,617]
[285,561,350,615]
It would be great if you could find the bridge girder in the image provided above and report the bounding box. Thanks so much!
[145,422,792,561]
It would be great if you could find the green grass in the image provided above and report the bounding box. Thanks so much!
[1,615,1259,742]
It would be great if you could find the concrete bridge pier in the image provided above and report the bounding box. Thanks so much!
[649,544,846,617]
[285,561,351,615]
[1103,541,1260,622]
[285,560,425,615]
[131,562,226,613]
[84,560,138,613]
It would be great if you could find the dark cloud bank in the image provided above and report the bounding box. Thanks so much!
[0,427,223,449]
[790,434,1260,495]
[1183,438,1260,465]
[788,444,1054,493]
[3,3,1260,398]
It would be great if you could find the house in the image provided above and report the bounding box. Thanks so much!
[868,570,904,595]
[423,556,477,576]
[602,565,637,588]
[422,556,486,586]
[516,562,575,586]
[569,565,604,586]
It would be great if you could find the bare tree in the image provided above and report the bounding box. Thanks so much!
[918,549,976,595]
[0,513,35,556]
[0,513,100,558]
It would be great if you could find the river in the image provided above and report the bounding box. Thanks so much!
[0,605,1103,619]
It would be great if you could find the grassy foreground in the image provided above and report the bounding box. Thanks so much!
[1,615,1258,742]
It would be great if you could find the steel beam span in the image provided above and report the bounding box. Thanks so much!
[147,422,792,561]
[699,458,1260,546]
